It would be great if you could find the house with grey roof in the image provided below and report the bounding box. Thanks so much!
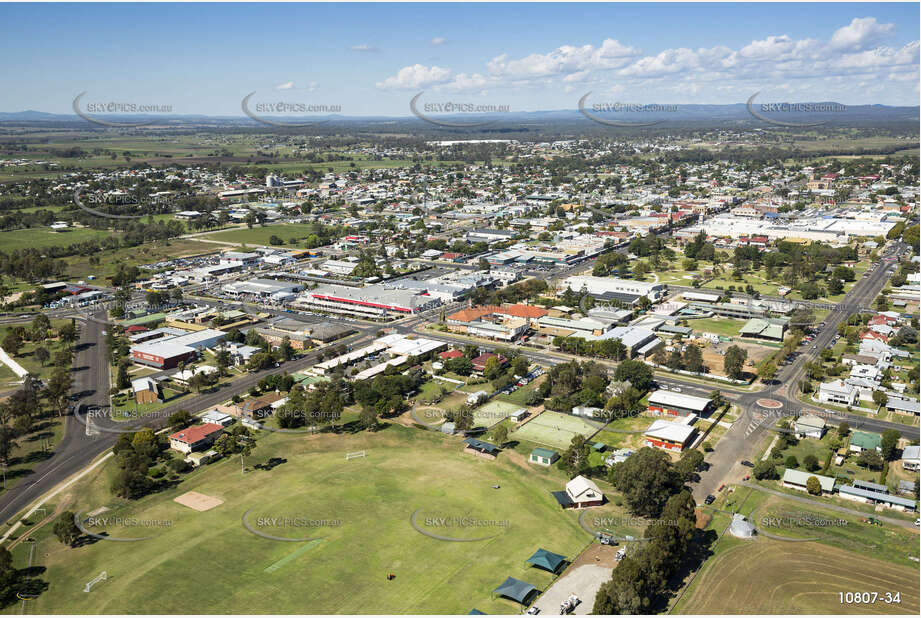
[794,414,826,439]
[781,468,835,495]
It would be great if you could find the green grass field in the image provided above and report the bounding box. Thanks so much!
[0,227,116,251]
[11,424,602,614]
[687,317,746,338]
[196,223,337,248]
[511,411,602,450]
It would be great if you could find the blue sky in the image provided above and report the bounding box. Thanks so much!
[1,2,918,116]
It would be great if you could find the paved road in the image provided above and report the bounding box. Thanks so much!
[0,309,110,525]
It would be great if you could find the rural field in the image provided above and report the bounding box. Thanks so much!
[676,487,920,614]
[676,538,920,614]
[10,424,607,614]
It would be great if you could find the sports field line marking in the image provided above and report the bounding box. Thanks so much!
[264,539,324,573]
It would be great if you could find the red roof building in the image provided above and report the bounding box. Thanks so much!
[472,353,507,372]
[439,349,464,360]
[868,314,898,326]
[860,330,889,343]
[168,423,224,454]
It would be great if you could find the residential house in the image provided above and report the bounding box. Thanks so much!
[131,377,161,405]
[793,414,826,439]
[781,468,835,495]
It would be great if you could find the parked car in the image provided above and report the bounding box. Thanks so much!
[741,460,754,467]
[704,495,715,505]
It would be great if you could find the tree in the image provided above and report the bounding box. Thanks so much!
[560,434,591,477]
[167,410,192,431]
[280,336,295,361]
[756,359,777,383]
[359,406,378,430]
[215,349,231,376]
[803,454,820,472]
[683,345,704,373]
[880,429,900,461]
[247,352,274,372]
[593,554,652,614]
[666,349,683,370]
[33,346,50,367]
[53,511,81,546]
[872,390,888,408]
[709,390,726,410]
[675,449,704,483]
[444,357,473,376]
[613,360,654,392]
[805,476,822,495]
[116,363,131,390]
[836,422,850,437]
[723,345,748,380]
[752,459,778,480]
[491,424,509,447]
[482,356,502,380]
[31,314,51,338]
[609,447,681,518]
[58,321,78,344]
[857,449,884,470]
[785,455,799,469]
[0,425,17,472]
[1,332,21,356]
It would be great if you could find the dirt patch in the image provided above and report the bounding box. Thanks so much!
[701,340,777,378]
[502,448,533,473]
[695,508,712,529]
[569,542,621,569]
[174,491,223,511]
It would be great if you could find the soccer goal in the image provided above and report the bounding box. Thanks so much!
[84,571,107,593]
[345,451,366,460]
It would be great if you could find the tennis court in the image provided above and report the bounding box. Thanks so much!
[511,411,602,449]
[472,400,526,429]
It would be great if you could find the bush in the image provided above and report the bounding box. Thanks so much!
[753,460,778,480]
[149,467,165,479]
[168,458,192,473]
[785,455,799,469]
[803,454,820,472]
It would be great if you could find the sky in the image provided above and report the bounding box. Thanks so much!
[1,2,918,117]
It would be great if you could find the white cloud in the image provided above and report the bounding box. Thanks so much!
[351,44,379,52]
[376,64,454,89]
[431,37,447,46]
[487,38,640,79]
[374,19,917,102]
[830,17,896,51]
[275,81,294,90]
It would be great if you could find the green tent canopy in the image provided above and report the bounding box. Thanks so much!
[525,548,567,573]
[492,577,538,604]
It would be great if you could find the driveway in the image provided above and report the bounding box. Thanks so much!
[530,544,619,615]
[531,565,611,615]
